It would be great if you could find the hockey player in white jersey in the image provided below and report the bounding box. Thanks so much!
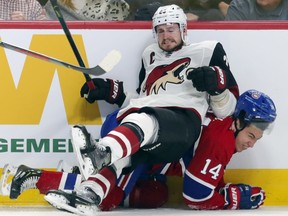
[44,4,239,215]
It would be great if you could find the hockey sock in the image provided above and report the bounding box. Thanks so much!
[36,171,82,194]
[87,167,117,200]
[101,122,144,163]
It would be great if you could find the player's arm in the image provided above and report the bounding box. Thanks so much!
[80,77,126,106]
[80,58,145,108]
[209,42,239,98]
[183,154,226,209]
[186,42,239,118]
[208,42,239,118]
[183,156,266,210]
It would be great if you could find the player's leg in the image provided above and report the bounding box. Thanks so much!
[72,107,201,179]
[44,166,119,215]
[98,164,169,210]
[44,189,99,215]
[121,107,201,173]
[45,163,168,214]
[44,163,148,213]
[0,163,82,199]
[70,109,119,180]
[0,164,42,199]
[72,112,159,179]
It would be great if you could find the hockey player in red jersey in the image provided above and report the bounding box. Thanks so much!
[156,89,277,210]
[0,89,277,214]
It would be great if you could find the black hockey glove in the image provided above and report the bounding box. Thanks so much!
[80,78,125,107]
[186,66,227,95]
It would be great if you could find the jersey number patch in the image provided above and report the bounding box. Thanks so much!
[200,159,222,180]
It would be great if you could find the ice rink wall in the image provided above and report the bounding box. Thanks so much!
[0,21,287,206]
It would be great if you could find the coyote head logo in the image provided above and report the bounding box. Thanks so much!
[143,57,190,95]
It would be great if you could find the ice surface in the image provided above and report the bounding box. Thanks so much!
[0,206,287,216]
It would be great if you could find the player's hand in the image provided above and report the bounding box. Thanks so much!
[80,78,125,106]
[220,183,265,209]
[186,66,227,95]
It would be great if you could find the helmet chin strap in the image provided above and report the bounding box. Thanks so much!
[181,28,188,45]
[234,118,247,137]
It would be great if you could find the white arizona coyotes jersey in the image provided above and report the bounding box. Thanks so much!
[118,40,228,121]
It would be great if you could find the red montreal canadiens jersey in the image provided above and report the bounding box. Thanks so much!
[162,117,236,209]
[117,40,233,121]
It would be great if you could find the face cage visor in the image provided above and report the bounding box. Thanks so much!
[250,120,275,135]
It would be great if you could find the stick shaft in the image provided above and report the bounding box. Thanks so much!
[50,0,92,82]
[0,40,106,76]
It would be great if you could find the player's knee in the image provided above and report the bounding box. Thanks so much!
[121,112,159,145]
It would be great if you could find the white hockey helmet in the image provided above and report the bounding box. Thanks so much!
[152,4,187,44]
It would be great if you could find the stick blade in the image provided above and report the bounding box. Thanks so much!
[98,50,122,73]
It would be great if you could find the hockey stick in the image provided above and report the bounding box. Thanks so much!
[0,40,121,76]
[50,0,94,87]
